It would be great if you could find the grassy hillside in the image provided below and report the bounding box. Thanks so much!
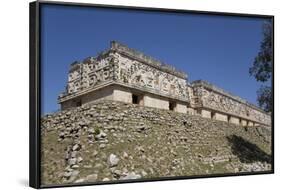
[41,100,272,185]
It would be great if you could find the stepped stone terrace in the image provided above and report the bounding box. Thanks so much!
[58,41,271,127]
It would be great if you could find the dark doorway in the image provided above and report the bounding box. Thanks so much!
[132,94,138,104]
[211,112,215,119]
[169,102,176,111]
[227,115,231,123]
[76,100,82,107]
[132,94,143,105]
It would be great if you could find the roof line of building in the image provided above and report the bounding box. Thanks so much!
[110,41,188,79]
[67,41,188,79]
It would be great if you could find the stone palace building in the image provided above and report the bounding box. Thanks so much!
[58,41,271,127]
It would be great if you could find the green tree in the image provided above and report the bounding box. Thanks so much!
[256,85,272,112]
[249,21,273,112]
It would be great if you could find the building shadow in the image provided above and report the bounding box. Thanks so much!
[226,135,271,164]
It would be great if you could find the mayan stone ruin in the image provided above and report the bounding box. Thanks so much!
[58,41,271,127]
[41,41,272,184]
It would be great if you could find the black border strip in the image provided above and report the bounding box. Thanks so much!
[29,1,41,188]
[271,15,275,176]
[38,0,274,18]
[29,0,274,189]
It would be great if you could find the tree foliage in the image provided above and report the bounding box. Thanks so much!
[249,21,272,82]
[249,21,273,112]
[257,85,272,112]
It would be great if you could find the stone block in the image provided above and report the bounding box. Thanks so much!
[214,113,228,122]
[201,109,211,119]
[248,121,254,126]
[229,116,240,125]
[241,119,247,126]
[187,108,195,115]
[143,95,169,110]
[82,86,114,104]
[254,123,260,127]
[113,88,132,103]
[175,103,187,113]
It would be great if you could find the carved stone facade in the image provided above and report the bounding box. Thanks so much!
[58,41,271,126]
[191,80,271,126]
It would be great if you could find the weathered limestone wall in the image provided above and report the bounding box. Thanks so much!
[175,103,187,113]
[213,113,228,122]
[201,109,211,119]
[187,108,195,115]
[81,86,114,104]
[229,116,240,125]
[60,86,114,110]
[113,88,132,104]
[112,85,187,113]
[61,100,75,110]
[61,83,188,113]
[143,94,169,110]
[192,80,271,126]
[241,120,247,126]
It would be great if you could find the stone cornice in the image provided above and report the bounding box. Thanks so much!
[58,80,115,103]
[58,80,189,104]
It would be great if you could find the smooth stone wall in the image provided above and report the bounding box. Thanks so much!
[213,113,228,122]
[229,116,240,125]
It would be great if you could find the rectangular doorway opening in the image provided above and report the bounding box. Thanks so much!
[211,112,215,119]
[227,115,231,123]
[169,102,176,111]
[132,94,143,105]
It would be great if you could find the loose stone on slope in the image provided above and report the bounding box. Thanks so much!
[120,172,141,180]
[72,144,81,151]
[107,154,120,167]
[85,173,98,181]
[68,158,77,166]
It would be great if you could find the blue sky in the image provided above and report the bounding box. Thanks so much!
[40,4,270,114]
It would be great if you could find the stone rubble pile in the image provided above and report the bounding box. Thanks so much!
[41,100,271,185]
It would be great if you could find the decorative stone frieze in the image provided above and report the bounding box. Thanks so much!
[59,41,189,105]
[191,80,271,125]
